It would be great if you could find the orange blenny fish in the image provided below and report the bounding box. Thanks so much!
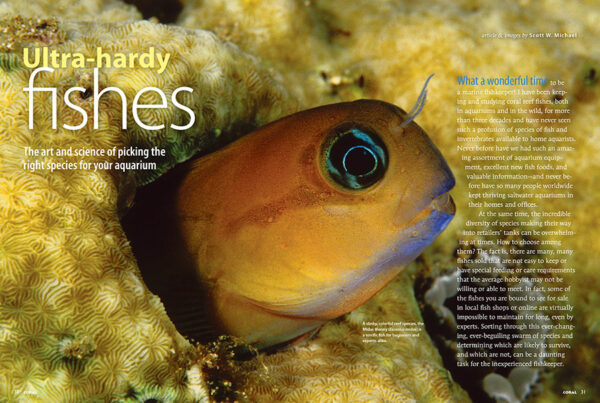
[126,76,455,349]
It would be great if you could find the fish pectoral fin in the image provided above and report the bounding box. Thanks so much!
[234,287,346,320]
[289,325,322,345]
[168,303,220,344]
[263,326,323,353]
[150,272,222,344]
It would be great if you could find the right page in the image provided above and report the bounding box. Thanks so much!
[418,3,599,401]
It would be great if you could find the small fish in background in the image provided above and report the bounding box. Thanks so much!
[123,75,455,349]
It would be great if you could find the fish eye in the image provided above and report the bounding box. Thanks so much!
[324,125,388,190]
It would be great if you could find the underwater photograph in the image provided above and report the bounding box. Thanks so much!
[0,0,598,402]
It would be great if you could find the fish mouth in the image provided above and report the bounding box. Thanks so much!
[400,190,455,234]
[385,190,455,270]
[428,192,455,216]
[394,187,455,229]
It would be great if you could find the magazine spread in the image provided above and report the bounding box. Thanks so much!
[0,1,598,402]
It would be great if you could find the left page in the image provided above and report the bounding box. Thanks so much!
[1,1,597,402]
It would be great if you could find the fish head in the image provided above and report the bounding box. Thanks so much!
[176,99,455,348]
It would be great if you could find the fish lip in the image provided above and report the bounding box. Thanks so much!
[402,190,455,230]
[428,192,456,216]
[393,187,455,229]
[426,169,456,216]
